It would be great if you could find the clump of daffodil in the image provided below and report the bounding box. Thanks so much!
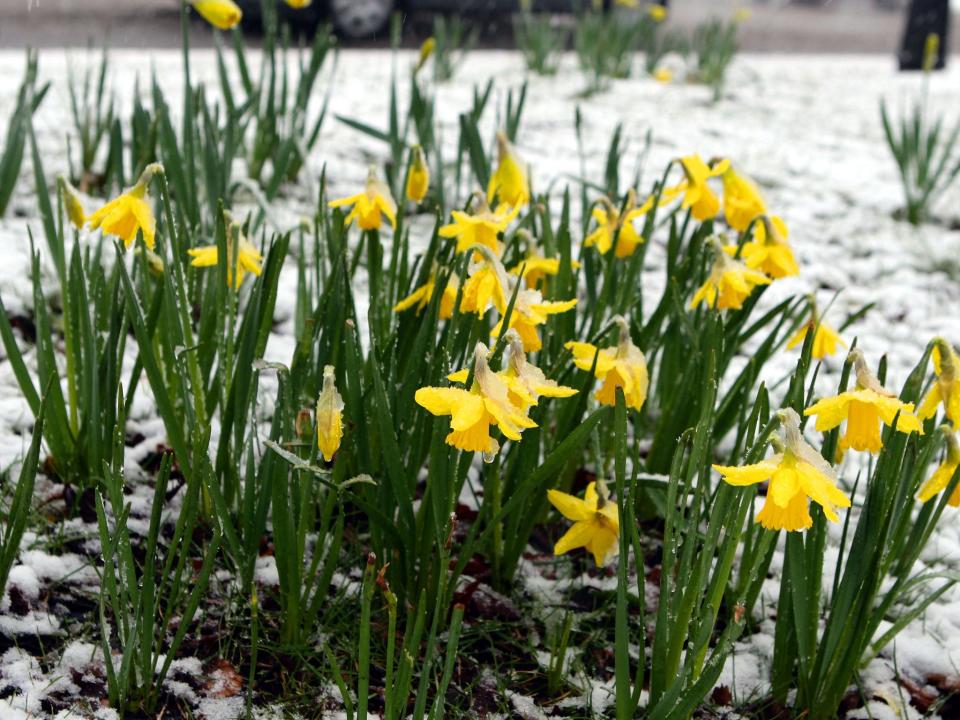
[721,166,765,232]
[584,190,648,258]
[405,145,429,204]
[187,214,264,290]
[415,343,536,456]
[714,408,850,532]
[691,236,771,311]
[665,154,730,221]
[316,366,344,462]
[439,193,519,254]
[329,167,397,231]
[917,427,960,505]
[786,298,846,360]
[487,131,530,208]
[647,3,668,21]
[190,0,243,29]
[393,270,459,320]
[566,315,649,411]
[57,176,86,230]
[448,331,576,410]
[918,338,960,425]
[805,349,923,455]
[547,479,619,566]
[735,215,799,279]
[87,162,162,250]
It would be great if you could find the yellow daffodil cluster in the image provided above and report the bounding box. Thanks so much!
[415,339,574,456]
[715,408,851,532]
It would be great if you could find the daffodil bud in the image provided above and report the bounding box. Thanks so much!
[414,37,436,74]
[58,176,86,230]
[190,0,243,30]
[405,146,429,204]
[316,365,345,462]
[647,3,667,22]
[143,248,165,277]
[923,33,940,73]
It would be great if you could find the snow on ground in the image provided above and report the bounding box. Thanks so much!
[0,47,960,716]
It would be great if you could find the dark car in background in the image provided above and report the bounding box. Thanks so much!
[239,0,595,39]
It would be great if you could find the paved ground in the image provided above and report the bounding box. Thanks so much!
[0,0,956,53]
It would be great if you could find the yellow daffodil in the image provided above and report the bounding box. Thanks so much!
[190,0,243,29]
[460,254,509,316]
[647,4,668,21]
[487,131,530,208]
[918,338,960,425]
[668,155,730,221]
[87,162,162,250]
[691,236,771,311]
[653,67,673,83]
[547,479,619,566]
[187,215,263,290]
[787,305,846,360]
[733,6,752,22]
[736,215,798,278]
[566,315,649,411]
[721,166,766,232]
[509,252,579,289]
[917,428,960,505]
[415,343,536,455]
[329,167,397,231]
[584,191,648,258]
[284,0,312,8]
[491,287,577,353]
[805,349,923,454]
[714,408,850,532]
[439,196,520,254]
[405,145,429,204]
[316,365,344,462]
[393,271,459,320]
[58,176,86,230]
[449,331,576,410]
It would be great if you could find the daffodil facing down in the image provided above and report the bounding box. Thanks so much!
[190,0,243,29]
[58,176,86,230]
[721,166,766,232]
[187,215,264,290]
[329,167,397,231]
[393,271,459,320]
[714,408,850,531]
[669,155,730,221]
[691,236,771,311]
[584,190,648,258]
[405,145,430,204]
[491,287,577,353]
[547,479,619,566]
[736,215,798,279]
[487,131,530,208]
[918,338,960,425]
[415,343,536,456]
[786,300,846,359]
[87,162,162,249]
[805,349,923,454]
[566,315,649,411]
[316,366,345,462]
[917,427,960,505]
[460,251,510,316]
[439,194,519,254]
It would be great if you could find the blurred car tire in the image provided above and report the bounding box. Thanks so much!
[329,0,394,37]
